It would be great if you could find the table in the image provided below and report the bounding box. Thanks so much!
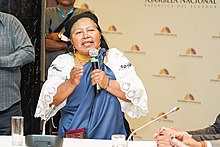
[0,136,157,147]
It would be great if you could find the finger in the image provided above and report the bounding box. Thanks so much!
[91,69,100,74]
[153,133,159,140]
[170,126,178,131]
[157,140,173,147]
[170,138,189,147]
[159,127,167,134]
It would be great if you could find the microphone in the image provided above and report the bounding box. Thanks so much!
[126,107,180,143]
[89,48,101,94]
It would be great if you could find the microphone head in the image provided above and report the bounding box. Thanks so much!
[89,48,98,57]
[171,107,180,113]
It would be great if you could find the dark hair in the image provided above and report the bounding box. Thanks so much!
[64,11,109,50]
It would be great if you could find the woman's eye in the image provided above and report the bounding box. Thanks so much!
[88,29,94,32]
[75,31,82,35]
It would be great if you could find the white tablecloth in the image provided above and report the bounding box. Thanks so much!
[0,136,157,147]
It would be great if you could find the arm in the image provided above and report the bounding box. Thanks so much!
[105,79,130,102]
[191,134,220,141]
[187,114,220,141]
[0,16,35,68]
[51,65,83,105]
[45,8,68,52]
[188,114,220,135]
[45,32,68,52]
[35,54,74,120]
[105,48,148,118]
[90,69,130,102]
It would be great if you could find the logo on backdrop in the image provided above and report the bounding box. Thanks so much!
[151,112,174,123]
[108,25,117,32]
[212,32,220,39]
[210,74,220,82]
[103,25,123,35]
[144,0,217,9]
[179,48,203,58]
[154,26,177,37]
[124,44,146,54]
[153,68,176,79]
[177,93,201,104]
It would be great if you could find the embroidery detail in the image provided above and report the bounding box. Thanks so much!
[48,87,56,95]
[44,95,52,102]
[120,62,132,70]
[133,97,139,104]
[127,90,136,99]
[51,64,62,72]
[122,83,131,91]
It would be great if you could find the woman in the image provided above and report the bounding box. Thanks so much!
[35,11,148,139]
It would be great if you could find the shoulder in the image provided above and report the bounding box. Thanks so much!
[107,48,127,63]
[107,48,124,57]
[53,53,73,63]
[0,12,14,19]
[46,7,57,12]
[46,7,58,16]
[0,12,19,25]
[105,48,130,70]
[0,13,24,35]
[73,8,89,15]
[48,53,74,75]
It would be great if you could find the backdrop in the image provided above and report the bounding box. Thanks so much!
[74,0,220,140]
[46,0,220,140]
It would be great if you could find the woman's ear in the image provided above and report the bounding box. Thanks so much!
[67,41,74,53]
[70,38,74,45]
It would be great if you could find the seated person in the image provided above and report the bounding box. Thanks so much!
[170,131,220,147]
[153,113,220,146]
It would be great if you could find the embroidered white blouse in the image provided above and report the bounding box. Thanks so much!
[35,48,148,120]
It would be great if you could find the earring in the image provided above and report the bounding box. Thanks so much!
[72,46,76,54]
[67,41,75,55]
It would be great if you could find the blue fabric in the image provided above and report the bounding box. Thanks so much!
[57,5,74,18]
[58,48,127,139]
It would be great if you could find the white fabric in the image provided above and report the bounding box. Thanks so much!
[35,48,148,120]
[206,141,212,147]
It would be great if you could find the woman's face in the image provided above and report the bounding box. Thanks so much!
[70,18,101,56]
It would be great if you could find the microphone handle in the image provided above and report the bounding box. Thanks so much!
[126,107,179,142]
[91,59,99,69]
[91,58,101,94]
[95,83,101,94]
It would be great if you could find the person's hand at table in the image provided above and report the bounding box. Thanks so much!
[170,131,203,147]
[153,127,178,147]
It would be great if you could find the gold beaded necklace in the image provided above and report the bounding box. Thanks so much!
[74,51,91,66]
[73,47,101,66]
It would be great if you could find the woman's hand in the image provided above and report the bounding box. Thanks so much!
[51,66,83,106]
[91,69,130,102]
[69,66,83,87]
[90,69,108,89]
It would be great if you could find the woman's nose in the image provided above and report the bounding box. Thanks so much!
[83,30,89,38]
